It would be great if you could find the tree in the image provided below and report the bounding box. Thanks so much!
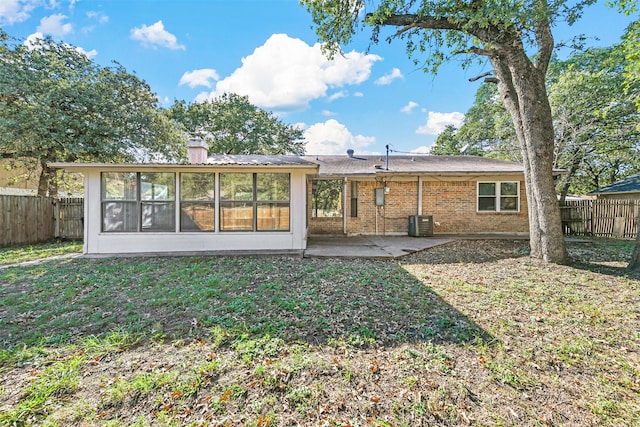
[167,94,305,155]
[431,83,518,159]
[621,19,640,271]
[303,0,582,263]
[0,32,185,196]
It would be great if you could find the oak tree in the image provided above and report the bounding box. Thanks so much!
[167,94,305,155]
[0,32,185,196]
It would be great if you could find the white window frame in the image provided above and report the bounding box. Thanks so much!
[477,181,520,213]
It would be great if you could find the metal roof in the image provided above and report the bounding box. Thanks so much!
[590,172,640,195]
[303,155,525,176]
[206,154,316,166]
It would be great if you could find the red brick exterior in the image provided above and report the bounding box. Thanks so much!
[307,176,529,236]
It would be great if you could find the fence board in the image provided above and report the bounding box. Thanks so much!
[0,195,56,246]
[561,199,640,239]
[56,197,84,239]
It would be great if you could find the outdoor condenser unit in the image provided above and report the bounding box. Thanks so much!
[408,215,434,237]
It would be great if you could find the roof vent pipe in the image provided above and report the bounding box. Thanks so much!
[346,149,354,158]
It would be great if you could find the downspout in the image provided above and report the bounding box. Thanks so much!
[417,176,423,215]
[343,177,348,235]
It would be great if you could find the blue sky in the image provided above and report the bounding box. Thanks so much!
[1,0,637,155]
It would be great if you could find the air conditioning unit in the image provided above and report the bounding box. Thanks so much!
[408,215,434,237]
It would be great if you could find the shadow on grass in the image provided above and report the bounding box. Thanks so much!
[0,255,494,350]
[567,238,640,279]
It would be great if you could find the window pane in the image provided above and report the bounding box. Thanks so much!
[257,203,290,231]
[478,197,496,211]
[141,202,175,231]
[501,182,518,196]
[500,196,518,211]
[102,201,137,231]
[257,173,290,201]
[312,180,343,218]
[181,202,215,231]
[478,183,496,196]
[140,173,175,201]
[102,172,136,200]
[220,173,253,201]
[220,202,253,231]
[181,173,214,201]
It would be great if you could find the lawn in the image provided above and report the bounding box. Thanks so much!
[0,239,638,426]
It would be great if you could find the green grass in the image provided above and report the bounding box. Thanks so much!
[0,241,82,265]
[0,238,638,426]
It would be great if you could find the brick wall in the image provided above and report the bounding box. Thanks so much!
[422,180,529,234]
[307,176,529,236]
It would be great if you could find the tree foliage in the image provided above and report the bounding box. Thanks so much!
[167,94,305,155]
[0,31,185,196]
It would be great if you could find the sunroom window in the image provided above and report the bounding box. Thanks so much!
[180,172,215,231]
[219,173,290,231]
[101,172,176,232]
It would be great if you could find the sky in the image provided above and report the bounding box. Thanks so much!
[1,0,637,156]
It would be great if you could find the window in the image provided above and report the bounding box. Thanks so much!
[102,172,137,232]
[478,181,519,212]
[180,173,215,231]
[220,173,290,231]
[350,181,358,217]
[312,179,343,218]
[101,172,176,232]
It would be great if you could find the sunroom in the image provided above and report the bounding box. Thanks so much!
[50,156,317,255]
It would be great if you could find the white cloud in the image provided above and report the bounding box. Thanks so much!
[130,20,185,50]
[75,46,97,59]
[375,67,403,85]
[25,31,97,58]
[353,92,364,97]
[416,111,465,135]
[196,34,381,110]
[179,69,219,88]
[327,91,346,102]
[37,13,72,37]
[87,11,109,24]
[303,119,375,155]
[24,31,44,50]
[0,0,38,25]
[410,146,431,154]
[401,101,419,114]
[321,110,336,116]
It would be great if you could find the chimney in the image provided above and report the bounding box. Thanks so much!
[346,149,355,158]
[187,138,209,164]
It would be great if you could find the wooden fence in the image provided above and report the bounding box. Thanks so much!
[0,196,84,247]
[560,199,640,239]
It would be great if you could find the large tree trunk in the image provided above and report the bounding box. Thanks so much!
[37,160,58,198]
[629,214,640,271]
[491,49,568,264]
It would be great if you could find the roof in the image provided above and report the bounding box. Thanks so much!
[50,154,529,176]
[49,155,318,172]
[303,155,525,176]
[0,187,37,196]
[589,172,640,195]
[206,155,315,166]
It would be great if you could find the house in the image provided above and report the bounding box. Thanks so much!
[589,172,640,200]
[304,151,529,237]
[50,140,531,256]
